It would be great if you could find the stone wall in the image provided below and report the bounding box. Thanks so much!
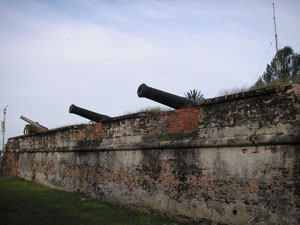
[1,84,300,225]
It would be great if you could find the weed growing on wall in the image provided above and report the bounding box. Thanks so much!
[122,106,172,115]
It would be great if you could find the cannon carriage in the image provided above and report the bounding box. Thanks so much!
[20,115,48,135]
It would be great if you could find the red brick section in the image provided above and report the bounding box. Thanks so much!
[92,123,102,139]
[169,108,199,133]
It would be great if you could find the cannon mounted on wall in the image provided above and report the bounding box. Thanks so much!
[20,115,48,135]
[69,104,111,123]
[137,83,197,109]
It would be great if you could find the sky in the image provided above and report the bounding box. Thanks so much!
[0,0,300,146]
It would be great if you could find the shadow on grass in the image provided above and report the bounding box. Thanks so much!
[0,177,188,225]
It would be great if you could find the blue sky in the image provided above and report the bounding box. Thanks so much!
[1,0,300,145]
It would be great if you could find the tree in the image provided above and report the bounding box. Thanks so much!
[255,46,300,87]
[184,89,204,101]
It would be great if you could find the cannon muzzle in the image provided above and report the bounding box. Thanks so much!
[137,83,197,109]
[69,104,111,122]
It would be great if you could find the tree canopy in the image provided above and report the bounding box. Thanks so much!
[184,89,204,101]
[255,46,300,87]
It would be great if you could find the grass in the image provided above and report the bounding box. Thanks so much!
[251,78,300,90]
[217,79,300,97]
[122,106,172,115]
[217,85,249,96]
[137,106,171,113]
[0,177,186,225]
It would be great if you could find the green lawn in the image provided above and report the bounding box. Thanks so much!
[0,177,186,225]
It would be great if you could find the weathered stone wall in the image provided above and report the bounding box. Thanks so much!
[1,84,300,225]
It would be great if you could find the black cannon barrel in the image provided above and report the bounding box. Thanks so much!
[137,83,197,109]
[69,104,111,122]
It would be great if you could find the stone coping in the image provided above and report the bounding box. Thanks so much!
[198,84,296,106]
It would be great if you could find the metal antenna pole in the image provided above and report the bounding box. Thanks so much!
[273,3,281,81]
[2,104,8,151]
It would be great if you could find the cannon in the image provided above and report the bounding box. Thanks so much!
[20,115,48,135]
[69,104,111,122]
[137,83,197,109]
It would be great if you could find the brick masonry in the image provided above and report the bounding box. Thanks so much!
[169,108,198,133]
[1,84,300,225]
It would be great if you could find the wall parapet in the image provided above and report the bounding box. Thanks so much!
[5,84,300,153]
[198,83,297,105]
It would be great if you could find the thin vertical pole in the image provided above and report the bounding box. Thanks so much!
[273,3,281,81]
[2,105,7,151]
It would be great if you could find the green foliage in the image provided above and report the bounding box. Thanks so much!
[217,85,249,96]
[217,46,300,96]
[0,177,187,225]
[137,106,171,112]
[184,89,204,101]
[122,106,171,115]
[254,46,300,87]
[251,78,299,91]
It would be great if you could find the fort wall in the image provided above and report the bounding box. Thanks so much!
[1,84,300,225]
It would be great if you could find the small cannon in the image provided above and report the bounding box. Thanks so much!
[137,83,197,109]
[69,104,111,122]
[20,115,48,135]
